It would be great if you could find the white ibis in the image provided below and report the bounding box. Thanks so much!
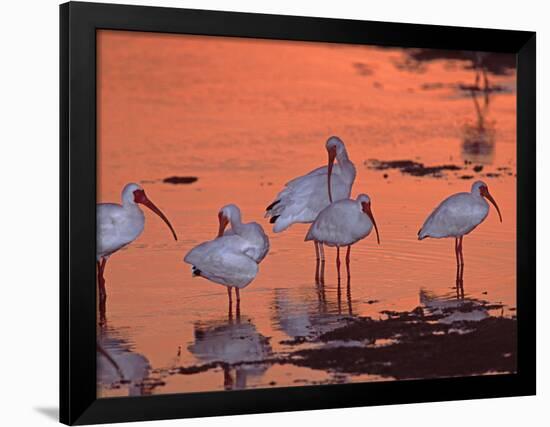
[184,204,269,314]
[218,204,269,263]
[305,194,380,280]
[97,183,177,311]
[418,180,502,275]
[265,136,356,261]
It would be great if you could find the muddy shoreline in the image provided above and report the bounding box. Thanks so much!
[162,300,516,385]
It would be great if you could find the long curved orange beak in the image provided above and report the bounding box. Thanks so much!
[133,189,178,240]
[327,146,337,203]
[481,186,502,222]
[362,201,380,244]
[217,212,229,237]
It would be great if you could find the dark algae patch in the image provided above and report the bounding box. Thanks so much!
[163,176,198,184]
[292,317,515,379]
[290,303,516,380]
[366,159,461,177]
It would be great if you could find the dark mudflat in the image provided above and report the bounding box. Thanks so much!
[163,176,198,184]
[292,316,515,379]
[366,159,461,177]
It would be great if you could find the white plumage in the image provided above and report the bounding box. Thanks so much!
[418,180,502,240]
[184,235,259,289]
[305,194,380,279]
[184,204,269,311]
[97,202,144,261]
[97,184,177,259]
[96,183,177,315]
[218,204,269,263]
[265,136,356,233]
[418,181,502,287]
[305,194,379,247]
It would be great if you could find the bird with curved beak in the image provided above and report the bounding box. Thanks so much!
[97,183,178,319]
[265,136,356,263]
[305,194,380,281]
[418,180,502,288]
[185,204,269,317]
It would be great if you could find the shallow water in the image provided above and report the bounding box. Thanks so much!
[96,31,516,397]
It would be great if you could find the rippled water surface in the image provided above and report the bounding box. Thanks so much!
[96,31,517,397]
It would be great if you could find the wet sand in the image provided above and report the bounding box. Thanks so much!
[96,31,517,397]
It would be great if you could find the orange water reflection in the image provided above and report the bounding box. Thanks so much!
[97,30,516,397]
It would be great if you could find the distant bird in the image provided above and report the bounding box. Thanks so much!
[97,183,177,311]
[305,194,380,280]
[418,180,502,270]
[184,204,269,314]
[265,136,356,261]
[218,204,269,263]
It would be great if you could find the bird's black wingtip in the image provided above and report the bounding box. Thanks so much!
[269,215,280,224]
[265,200,280,212]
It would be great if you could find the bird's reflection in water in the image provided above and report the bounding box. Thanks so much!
[461,88,496,165]
[315,256,353,315]
[472,52,490,91]
[419,289,490,324]
[97,326,151,396]
[336,273,353,315]
[188,317,272,390]
[314,259,326,308]
[272,286,353,344]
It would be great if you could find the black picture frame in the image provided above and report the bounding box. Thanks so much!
[60,1,536,425]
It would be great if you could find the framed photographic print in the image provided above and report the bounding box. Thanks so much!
[60,1,536,425]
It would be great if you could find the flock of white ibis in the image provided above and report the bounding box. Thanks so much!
[96,136,502,317]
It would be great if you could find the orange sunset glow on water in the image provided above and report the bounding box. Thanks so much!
[96,30,517,397]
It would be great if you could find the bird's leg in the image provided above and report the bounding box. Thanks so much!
[455,240,461,299]
[318,258,326,308]
[458,236,465,298]
[319,242,325,262]
[455,237,460,271]
[97,258,107,324]
[97,258,107,302]
[336,246,341,282]
[320,259,326,287]
[315,260,321,286]
[345,246,351,281]
[458,236,464,266]
[315,258,320,286]
[346,272,353,315]
[97,260,103,298]
[314,241,321,285]
[235,288,241,319]
[314,241,320,261]
[227,286,233,319]
[337,269,342,314]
